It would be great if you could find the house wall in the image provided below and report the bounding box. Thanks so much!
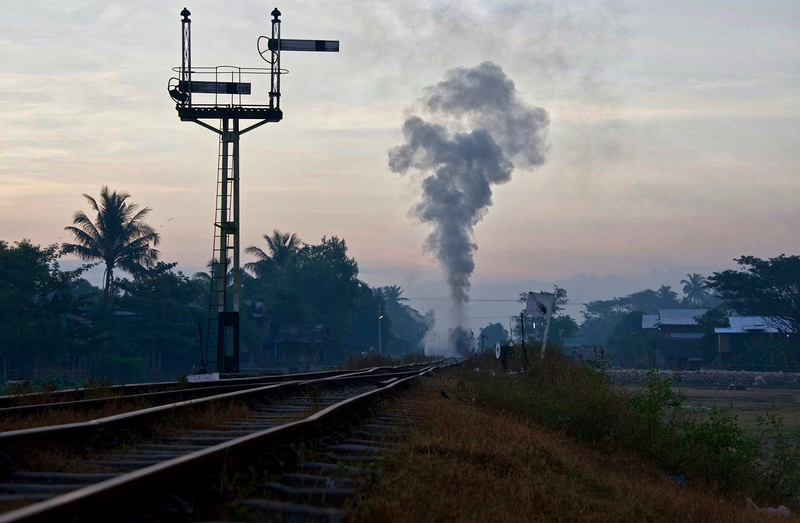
[659,325,701,338]
[718,334,731,353]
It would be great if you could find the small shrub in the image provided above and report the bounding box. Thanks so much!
[3,381,35,397]
[579,346,612,377]
[627,370,684,455]
[674,408,759,490]
[755,412,800,507]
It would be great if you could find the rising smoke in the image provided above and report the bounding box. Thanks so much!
[388,62,549,352]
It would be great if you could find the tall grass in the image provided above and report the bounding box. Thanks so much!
[456,349,625,445]
[449,347,800,510]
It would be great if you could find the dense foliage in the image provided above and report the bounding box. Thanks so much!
[0,234,435,384]
[0,240,89,381]
[707,254,800,335]
[1,211,439,385]
[579,287,684,346]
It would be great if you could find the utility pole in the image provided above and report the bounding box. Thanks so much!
[520,311,528,367]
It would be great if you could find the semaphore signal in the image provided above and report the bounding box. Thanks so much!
[169,7,338,375]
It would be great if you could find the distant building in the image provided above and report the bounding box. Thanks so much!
[643,309,709,369]
[272,324,334,371]
[641,311,793,369]
[714,316,789,362]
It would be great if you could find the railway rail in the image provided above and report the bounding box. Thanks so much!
[0,366,395,415]
[0,362,451,522]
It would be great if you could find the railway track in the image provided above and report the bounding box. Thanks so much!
[0,367,386,422]
[0,362,449,522]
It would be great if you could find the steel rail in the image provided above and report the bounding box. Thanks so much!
[0,362,433,410]
[0,366,432,457]
[0,367,390,419]
[0,365,437,523]
[0,368,408,449]
[0,367,375,409]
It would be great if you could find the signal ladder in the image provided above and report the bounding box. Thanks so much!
[204,119,239,373]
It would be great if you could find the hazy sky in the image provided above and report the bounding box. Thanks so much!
[2,1,799,328]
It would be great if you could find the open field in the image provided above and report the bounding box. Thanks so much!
[679,386,800,435]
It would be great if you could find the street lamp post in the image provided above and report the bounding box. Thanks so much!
[378,314,384,355]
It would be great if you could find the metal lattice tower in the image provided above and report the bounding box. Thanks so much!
[169,7,338,374]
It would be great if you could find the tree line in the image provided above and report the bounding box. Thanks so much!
[3,186,798,382]
[0,187,432,385]
[575,260,800,369]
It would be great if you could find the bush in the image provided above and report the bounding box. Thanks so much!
[675,408,759,490]
[627,370,760,492]
[454,348,800,507]
[627,370,685,455]
[755,412,800,507]
[456,348,626,445]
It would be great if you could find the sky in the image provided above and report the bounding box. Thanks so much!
[2,0,799,332]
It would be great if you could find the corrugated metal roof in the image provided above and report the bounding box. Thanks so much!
[658,309,708,325]
[715,316,781,334]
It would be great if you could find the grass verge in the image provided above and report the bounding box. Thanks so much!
[350,350,799,521]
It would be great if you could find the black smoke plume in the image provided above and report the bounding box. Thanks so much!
[389,62,549,312]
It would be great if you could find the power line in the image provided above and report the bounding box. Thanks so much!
[405,297,520,302]
[435,315,518,320]
[406,296,589,307]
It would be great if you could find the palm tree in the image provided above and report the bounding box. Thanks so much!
[680,273,710,307]
[655,285,679,305]
[245,229,302,276]
[62,186,160,297]
[379,285,409,306]
[193,257,233,286]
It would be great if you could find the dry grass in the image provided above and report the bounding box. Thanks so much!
[351,380,793,522]
[0,397,153,432]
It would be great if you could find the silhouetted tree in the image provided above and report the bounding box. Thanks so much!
[245,229,302,277]
[379,285,409,305]
[655,285,679,304]
[681,273,710,307]
[269,236,360,350]
[479,322,509,349]
[62,186,160,298]
[606,311,657,367]
[707,254,800,334]
[377,285,430,353]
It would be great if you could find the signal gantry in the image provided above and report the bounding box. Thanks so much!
[169,7,338,374]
